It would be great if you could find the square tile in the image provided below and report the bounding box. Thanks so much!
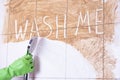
[66,25,104,78]
[104,23,120,78]
[31,37,66,78]
[67,0,104,28]
[7,34,30,66]
[6,0,36,35]
[0,35,8,68]
[36,0,67,41]
[104,0,120,24]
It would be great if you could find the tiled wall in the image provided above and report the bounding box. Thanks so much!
[0,0,120,80]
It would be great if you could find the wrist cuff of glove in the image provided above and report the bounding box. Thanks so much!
[0,67,13,80]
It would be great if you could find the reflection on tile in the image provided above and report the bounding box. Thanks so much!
[104,23,120,78]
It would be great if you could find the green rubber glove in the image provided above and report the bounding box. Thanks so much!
[0,54,34,80]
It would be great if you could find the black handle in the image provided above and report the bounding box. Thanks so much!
[24,74,28,80]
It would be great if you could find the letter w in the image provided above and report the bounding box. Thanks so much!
[15,20,28,40]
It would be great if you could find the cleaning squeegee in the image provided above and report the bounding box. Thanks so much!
[24,37,39,80]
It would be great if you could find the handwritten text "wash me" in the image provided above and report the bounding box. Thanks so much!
[14,9,103,40]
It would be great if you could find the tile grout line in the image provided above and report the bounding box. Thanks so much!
[6,0,11,67]
[32,0,38,79]
[103,0,105,79]
[65,0,68,79]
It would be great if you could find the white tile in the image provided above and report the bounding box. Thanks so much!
[30,38,66,78]
[7,40,29,65]
[0,35,8,68]
[104,23,120,78]
[66,43,97,78]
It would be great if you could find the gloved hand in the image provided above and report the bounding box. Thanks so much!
[0,54,34,80]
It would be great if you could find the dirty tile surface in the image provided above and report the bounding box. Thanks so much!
[0,0,120,80]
